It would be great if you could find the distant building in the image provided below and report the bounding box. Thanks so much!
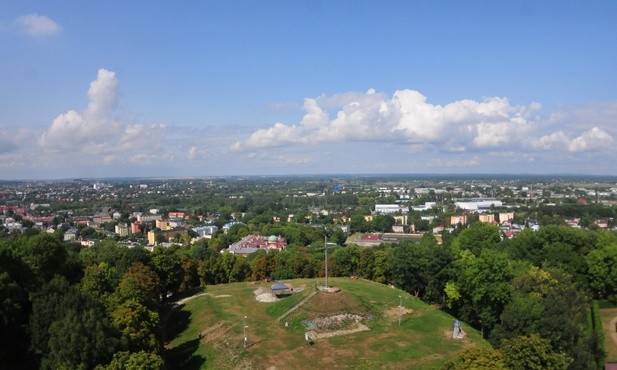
[222,221,246,233]
[479,214,496,223]
[227,235,287,256]
[393,215,408,225]
[147,231,157,245]
[192,225,218,238]
[392,225,405,233]
[526,219,540,231]
[375,204,408,215]
[454,199,502,211]
[168,218,186,228]
[64,228,78,241]
[131,222,141,234]
[115,223,130,237]
[156,219,169,230]
[411,202,437,211]
[147,228,188,245]
[336,224,351,234]
[499,212,515,223]
[92,213,112,224]
[80,239,96,248]
[450,215,468,226]
[137,214,162,223]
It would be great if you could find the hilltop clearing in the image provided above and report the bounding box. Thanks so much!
[165,278,486,369]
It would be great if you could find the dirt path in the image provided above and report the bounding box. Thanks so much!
[608,316,617,346]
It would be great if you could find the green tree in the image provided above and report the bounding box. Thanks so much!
[229,255,251,282]
[197,255,226,285]
[448,249,513,337]
[350,214,368,233]
[29,276,79,356]
[500,334,571,370]
[111,300,159,353]
[371,215,395,233]
[491,267,595,369]
[372,249,390,284]
[389,241,429,297]
[454,222,501,256]
[423,240,454,304]
[0,241,35,368]
[356,247,375,280]
[81,262,116,305]
[30,276,121,369]
[178,255,199,290]
[272,250,294,280]
[95,351,164,370]
[151,247,183,299]
[44,307,121,370]
[290,248,317,278]
[116,246,152,278]
[250,252,276,281]
[331,246,360,277]
[14,233,70,284]
[585,243,617,302]
[442,346,507,369]
[113,262,160,310]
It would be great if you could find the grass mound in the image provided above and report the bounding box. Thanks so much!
[165,278,487,369]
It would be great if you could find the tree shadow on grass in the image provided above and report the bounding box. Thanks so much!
[166,307,192,343]
[166,337,206,370]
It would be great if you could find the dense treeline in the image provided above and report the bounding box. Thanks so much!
[1,223,616,369]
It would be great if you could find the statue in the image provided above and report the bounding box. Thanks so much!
[452,319,465,339]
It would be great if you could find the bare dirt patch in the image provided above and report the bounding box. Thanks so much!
[256,293,279,302]
[291,284,306,293]
[608,316,617,347]
[384,306,413,318]
[600,308,617,361]
[215,294,232,298]
[254,287,279,303]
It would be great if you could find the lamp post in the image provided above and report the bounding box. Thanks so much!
[323,231,337,288]
[324,234,328,288]
[243,316,248,348]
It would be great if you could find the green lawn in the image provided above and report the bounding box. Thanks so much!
[165,278,487,369]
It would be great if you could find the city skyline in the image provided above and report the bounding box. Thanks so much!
[1,2,616,179]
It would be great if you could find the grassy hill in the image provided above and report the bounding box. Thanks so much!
[165,278,487,369]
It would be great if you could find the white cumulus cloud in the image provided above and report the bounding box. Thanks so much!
[39,69,122,150]
[568,127,614,152]
[233,89,538,153]
[234,89,617,164]
[13,13,60,37]
[38,69,167,165]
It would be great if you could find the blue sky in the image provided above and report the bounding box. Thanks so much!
[0,1,616,179]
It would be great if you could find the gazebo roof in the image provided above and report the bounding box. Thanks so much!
[271,282,289,291]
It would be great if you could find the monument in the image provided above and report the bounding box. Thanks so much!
[452,319,465,339]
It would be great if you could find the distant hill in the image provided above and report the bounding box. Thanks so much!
[165,278,488,369]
